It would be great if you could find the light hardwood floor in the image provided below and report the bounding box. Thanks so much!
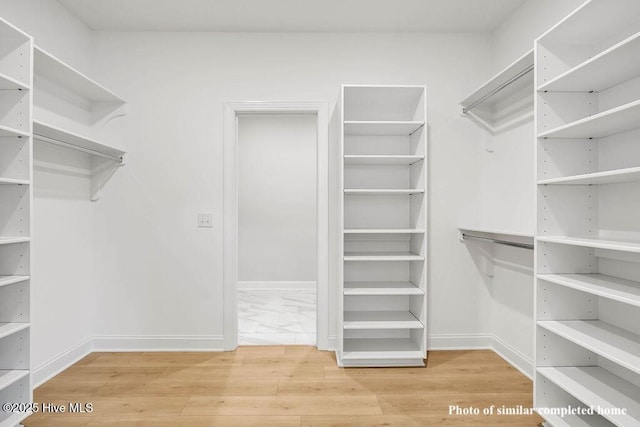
[23,347,543,426]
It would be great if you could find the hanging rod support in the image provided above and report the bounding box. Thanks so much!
[34,134,124,163]
[462,65,534,114]
[462,233,534,250]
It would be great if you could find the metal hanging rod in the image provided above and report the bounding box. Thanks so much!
[462,65,534,114]
[34,134,124,163]
[461,233,534,250]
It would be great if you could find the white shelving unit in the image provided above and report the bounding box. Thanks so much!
[461,49,534,135]
[0,16,32,427]
[32,46,127,201]
[535,1,640,425]
[337,85,427,367]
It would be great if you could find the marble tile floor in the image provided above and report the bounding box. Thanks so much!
[238,289,316,345]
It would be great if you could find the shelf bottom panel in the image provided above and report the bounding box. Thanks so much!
[343,281,424,296]
[343,311,423,329]
[343,338,424,360]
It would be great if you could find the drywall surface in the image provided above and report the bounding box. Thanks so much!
[0,0,95,379]
[89,31,494,346]
[238,114,317,282]
[492,0,586,72]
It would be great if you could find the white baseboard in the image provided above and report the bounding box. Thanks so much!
[33,337,93,387]
[238,281,316,291]
[427,333,533,380]
[491,335,534,380]
[92,335,225,351]
[427,333,492,350]
[326,335,337,351]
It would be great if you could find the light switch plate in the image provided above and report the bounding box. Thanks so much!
[197,213,213,228]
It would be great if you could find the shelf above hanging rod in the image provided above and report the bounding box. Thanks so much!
[461,233,534,250]
[33,120,125,163]
[458,227,534,250]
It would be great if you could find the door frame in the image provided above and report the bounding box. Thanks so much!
[223,102,329,350]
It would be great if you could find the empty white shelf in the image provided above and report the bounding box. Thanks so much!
[344,121,424,136]
[344,155,424,165]
[1,412,32,427]
[461,49,534,114]
[344,189,424,195]
[343,311,423,329]
[34,46,125,104]
[0,178,29,185]
[540,413,614,427]
[538,367,640,426]
[0,323,29,340]
[344,228,425,234]
[33,120,125,162]
[539,32,640,92]
[538,320,640,375]
[342,338,424,359]
[0,72,29,91]
[537,274,640,308]
[0,124,29,138]
[0,276,29,288]
[537,236,640,253]
[344,251,424,261]
[538,99,640,139]
[0,369,29,391]
[0,237,30,245]
[537,167,640,185]
[343,281,424,296]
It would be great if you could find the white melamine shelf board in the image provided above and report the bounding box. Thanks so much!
[461,49,534,113]
[344,228,425,234]
[537,367,640,425]
[0,178,29,185]
[537,274,640,308]
[34,46,125,104]
[33,120,125,160]
[540,413,614,427]
[344,121,424,136]
[343,281,424,296]
[538,99,640,139]
[343,311,423,329]
[344,189,424,195]
[538,32,640,92]
[0,125,29,138]
[343,155,425,165]
[0,72,29,91]
[538,320,640,375]
[0,237,30,245]
[0,412,32,427]
[536,236,640,253]
[342,338,424,359]
[0,370,29,391]
[0,276,29,288]
[0,323,29,340]
[343,251,424,261]
[537,166,640,185]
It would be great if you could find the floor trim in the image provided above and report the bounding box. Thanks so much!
[91,335,226,351]
[32,337,93,387]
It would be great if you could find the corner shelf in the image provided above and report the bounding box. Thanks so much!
[538,99,640,139]
[538,320,640,375]
[344,121,424,136]
[344,155,424,165]
[537,166,640,185]
[537,274,640,308]
[34,46,125,105]
[538,367,640,426]
[344,282,424,296]
[538,32,640,92]
[343,311,423,329]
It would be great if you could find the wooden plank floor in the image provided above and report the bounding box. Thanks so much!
[23,347,543,426]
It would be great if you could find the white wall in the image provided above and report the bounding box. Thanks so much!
[88,31,494,347]
[238,114,317,282]
[0,0,96,382]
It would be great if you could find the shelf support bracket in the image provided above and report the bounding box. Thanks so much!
[90,158,125,202]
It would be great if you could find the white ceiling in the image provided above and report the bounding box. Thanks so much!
[58,0,527,33]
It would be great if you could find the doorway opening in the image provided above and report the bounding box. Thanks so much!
[223,102,329,350]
